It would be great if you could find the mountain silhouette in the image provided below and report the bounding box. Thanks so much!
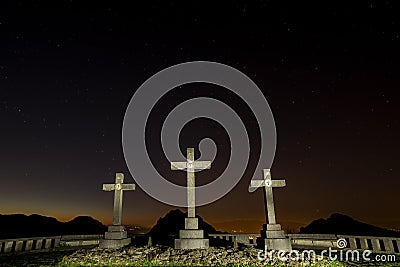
[0,214,107,239]
[299,213,400,237]
[147,209,220,246]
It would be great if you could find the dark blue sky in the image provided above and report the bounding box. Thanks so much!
[0,2,399,231]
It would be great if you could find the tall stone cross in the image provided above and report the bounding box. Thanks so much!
[103,173,135,226]
[171,148,211,218]
[251,169,286,225]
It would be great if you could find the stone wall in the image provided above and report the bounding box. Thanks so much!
[289,234,400,254]
[210,233,400,254]
[336,234,400,254]
[2,233,399,255]
[209,233,260,246]
[0,234,103,254]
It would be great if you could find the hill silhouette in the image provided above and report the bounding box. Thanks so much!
[300,213,400,237]
[147,209,221,246]
[0,214,107,239]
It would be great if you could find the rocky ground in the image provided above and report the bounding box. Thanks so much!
[60,245,341,266]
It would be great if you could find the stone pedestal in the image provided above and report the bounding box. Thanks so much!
[175,218,209,249]
[258,224,292,251]
[99,225,131,249]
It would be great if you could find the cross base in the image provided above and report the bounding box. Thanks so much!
[175,237,209,249]
[260,238,292,251]
[99,225,131,249]
[257,224,292,251]
[99,238,131,249]
[174,217,209,249]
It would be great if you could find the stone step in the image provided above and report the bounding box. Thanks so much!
[104,231,127,240]
[99,238,131,249]
[179,229,204,239]
[185,218,198,229]
[174,238,209,249]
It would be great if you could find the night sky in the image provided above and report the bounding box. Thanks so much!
[0,2,399,232]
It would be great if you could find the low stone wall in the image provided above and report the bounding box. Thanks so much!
[0,236,61,254]
[2,233,399,255]
[60,234,103,247]
[289,234,400,254]
[210,233,400,254]
[0,234,103,254]
[289,234,338,250]
[209,233,260,246]
[336,235,400,254]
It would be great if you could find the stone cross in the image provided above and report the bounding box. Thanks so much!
[251,169,286,225]
[171,148,211,218]
[103,173,135,226]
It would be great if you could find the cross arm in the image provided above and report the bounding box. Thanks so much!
[171,162,187,170]
[194,161,211,170]
[122,184,136,191]
[103,184,115,191]
[250,179,286,188]
[250,180,264,188]
[271,180,286,187]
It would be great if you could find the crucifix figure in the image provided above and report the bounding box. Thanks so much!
[171,148,211,218]
[251,169,285,225]
[103,173,135,226]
